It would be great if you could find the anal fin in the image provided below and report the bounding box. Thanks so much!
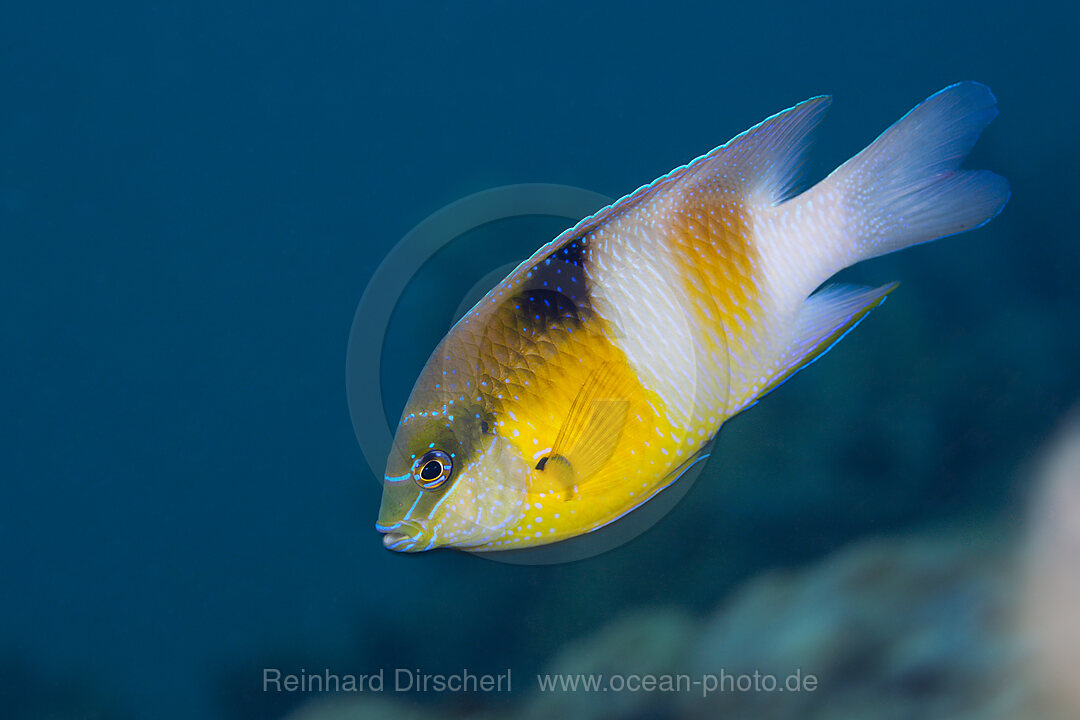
[758,283,898,399]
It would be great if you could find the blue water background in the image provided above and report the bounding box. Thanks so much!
[1,2,1076,719]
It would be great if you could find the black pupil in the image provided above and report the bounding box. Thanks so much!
[420,460,442,481]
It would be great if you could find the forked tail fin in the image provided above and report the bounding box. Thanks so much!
[801,81,1010,274]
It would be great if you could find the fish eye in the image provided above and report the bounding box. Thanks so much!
[413,449,452,490]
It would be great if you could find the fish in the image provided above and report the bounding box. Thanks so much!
[376,82,1010,553]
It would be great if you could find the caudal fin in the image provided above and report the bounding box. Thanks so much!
[812,82,1010,268]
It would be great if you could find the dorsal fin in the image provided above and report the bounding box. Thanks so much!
[541,94,832,253]
[714,95,832,205]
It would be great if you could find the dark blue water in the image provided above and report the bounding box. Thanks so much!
[1,3,1076,719]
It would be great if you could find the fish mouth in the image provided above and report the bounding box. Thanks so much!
[377,522,423,552]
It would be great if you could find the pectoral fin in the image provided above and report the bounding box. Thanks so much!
[532,362,634,499]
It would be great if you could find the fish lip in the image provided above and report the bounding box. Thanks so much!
[377,521,422,551]
[382,531,415,550]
